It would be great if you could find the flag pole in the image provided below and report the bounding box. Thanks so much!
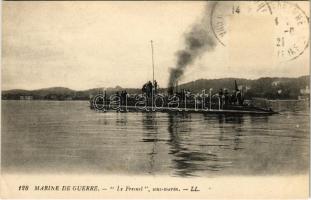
[151,40,155,110]
[151,40,155,85]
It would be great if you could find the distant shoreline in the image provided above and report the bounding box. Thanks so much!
[2,76,309,101]
[2,75,309,92]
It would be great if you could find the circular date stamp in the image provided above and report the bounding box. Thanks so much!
[269,1,309,61]
[211,1,309,62]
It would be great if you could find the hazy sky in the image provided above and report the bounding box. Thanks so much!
[2,1,309,90]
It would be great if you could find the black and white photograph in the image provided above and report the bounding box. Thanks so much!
[1,1,310,198]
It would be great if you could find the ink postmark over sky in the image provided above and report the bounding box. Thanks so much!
[211,1,309,62]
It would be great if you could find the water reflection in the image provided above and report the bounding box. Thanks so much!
[167,113,199,176]
[2,101,309,176]
[249,114,269,124]
[115,113,128,126]
[166,113,249,177]
[141,113,158,175]
[219,114,244,151]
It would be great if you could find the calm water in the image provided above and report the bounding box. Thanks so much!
[2,100,309,177]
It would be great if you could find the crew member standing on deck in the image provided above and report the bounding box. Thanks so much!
[218,89,224,108]
[154,80,158,94]
[224,89,229,106]
[147,81,153,97]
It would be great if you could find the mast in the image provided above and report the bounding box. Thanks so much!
[151,40,155,85]
[151,40,155,109]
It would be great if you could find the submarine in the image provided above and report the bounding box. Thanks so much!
[89,41,277,115]
[89,80,277,115]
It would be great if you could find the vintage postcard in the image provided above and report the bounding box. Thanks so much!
[1,1,310,199]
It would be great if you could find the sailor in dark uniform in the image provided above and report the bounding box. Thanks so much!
[219,89,223,108]
[154,80,158,94]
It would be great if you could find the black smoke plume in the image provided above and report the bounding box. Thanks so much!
[168,2,217,92]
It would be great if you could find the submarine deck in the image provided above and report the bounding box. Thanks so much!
[92,105,278,115]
